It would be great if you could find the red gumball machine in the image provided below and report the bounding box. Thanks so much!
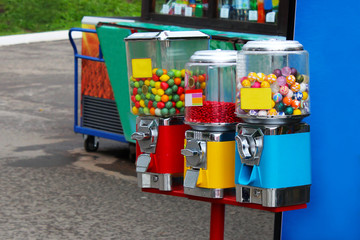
[125,31,209,191]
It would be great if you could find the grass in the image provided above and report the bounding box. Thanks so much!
[0,0,142,36]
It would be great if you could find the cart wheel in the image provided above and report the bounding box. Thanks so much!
[84,136,99,152]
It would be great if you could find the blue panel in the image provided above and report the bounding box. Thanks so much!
[235,133,311,189]
[282,1,360,239]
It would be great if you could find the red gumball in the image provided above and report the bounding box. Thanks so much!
[131,95,136,103]
[177,87,184,95]
[160,82,169,90]
[148,100,153,108]
[157,102,165,109]
[135,101,140,108]
[152,74,159,81]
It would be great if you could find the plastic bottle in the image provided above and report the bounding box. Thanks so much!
[248,0,257,22]
[220,0,231,19]
[257,0,265,23]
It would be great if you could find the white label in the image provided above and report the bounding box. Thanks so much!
[174,4,182,15]
[161,4,170,14]
[220,7,230,19]
[185,6,193,17]
[266,12,276,23]
[249,10,258,21]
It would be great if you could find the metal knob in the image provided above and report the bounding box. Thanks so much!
[235,135,252,159]
[131,132,150,141]
[181,149,200,157]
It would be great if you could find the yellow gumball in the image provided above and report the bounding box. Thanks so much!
[139,100,145,108]
[268,108,278,116]
[261,81,270,88]
[151,88,158,95]
[293,109,302,115]
[144,80,150,86]
[271,100,276,108]
[152,68,158,74]
[200,82,206,90]
[132,106,139,115]
[247,72,259,82]
[302,91,309,100]
[157,89,165,96]
[265,74,277,84]
[242,79,251,88]
[155,82,161,89]
[257,72,266,82]
[160,74,170,82]
[181,69,186,78]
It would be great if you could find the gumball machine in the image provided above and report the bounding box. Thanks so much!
[234,40,311,207]
[181,50,240,198]
[125,31,209,191]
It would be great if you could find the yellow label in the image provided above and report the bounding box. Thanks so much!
[132,58,152,78]
[240,88,272,110]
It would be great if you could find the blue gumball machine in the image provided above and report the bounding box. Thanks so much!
[234,40,311,207]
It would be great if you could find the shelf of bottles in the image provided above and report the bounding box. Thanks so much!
[155,0,279,23]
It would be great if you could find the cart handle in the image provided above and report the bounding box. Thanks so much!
[68,27,104,62]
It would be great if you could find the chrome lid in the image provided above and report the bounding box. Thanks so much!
[242,40,304,51]
[189,49,237,63]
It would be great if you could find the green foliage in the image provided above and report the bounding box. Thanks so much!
[0,0,141,35]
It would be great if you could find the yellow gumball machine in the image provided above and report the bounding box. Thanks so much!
[181,50,240,198]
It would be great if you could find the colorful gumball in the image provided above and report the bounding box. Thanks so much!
[286,89,294,98]
[257,72,266,82]
[275,102,285,112]
[278,112,285,116]
[273,69,282,77]
[290,82,301,92]
[300,83,307,92]
[283,96,292,106]
[252,81,261,88]
[268,108,278,116]
[294,92,303,100]
[279,85,289,96]
[261,81,270,88]
[249,110,258,116]
[293,109,302,115]
[273,93,283,103]
[258,110,267,117]
[284,106,294,115]
[286,75,296,85]
[242,79,251,87]
[270,82,280,94]
[247,72,259,82]
[291,100,300,109]
[281,66,291,76]
[266,73,277,83]
[277,76,287,86]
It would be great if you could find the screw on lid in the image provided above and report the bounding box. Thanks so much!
[242,40,304,51]
[189,49,237,63]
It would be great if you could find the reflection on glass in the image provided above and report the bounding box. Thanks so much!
[217,0,278,23]
[154,0,208,18]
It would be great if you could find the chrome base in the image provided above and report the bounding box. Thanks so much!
[184,186,234,199]
[184,121,236,132]
[239,114,310,125]
[236,184,310,207]
[137,172,182,191]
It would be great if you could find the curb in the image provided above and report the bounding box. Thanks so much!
[0,30,82,47]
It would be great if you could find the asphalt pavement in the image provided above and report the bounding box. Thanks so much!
[0,39,274,239]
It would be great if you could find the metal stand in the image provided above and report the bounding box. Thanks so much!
[210,203,225,240]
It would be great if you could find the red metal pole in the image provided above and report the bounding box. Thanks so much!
[210,203,225,240]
